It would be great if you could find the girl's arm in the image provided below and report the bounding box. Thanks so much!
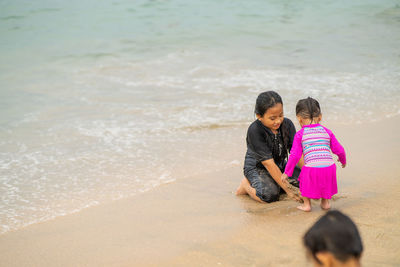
[284,131,303,177]
[262,159,301,202]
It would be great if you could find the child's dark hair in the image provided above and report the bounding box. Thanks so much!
[254,91,282,117]
[296,97,321,122]
[303,210,363,264]
[254,91,291,157]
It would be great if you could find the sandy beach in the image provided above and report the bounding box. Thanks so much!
[0,116,399,267]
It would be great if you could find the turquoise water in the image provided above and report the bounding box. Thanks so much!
[2,0,400,70]
[1,0,399,234]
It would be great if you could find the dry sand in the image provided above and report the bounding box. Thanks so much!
[0,117,399,266]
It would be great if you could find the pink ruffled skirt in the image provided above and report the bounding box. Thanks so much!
[299,163,337,199]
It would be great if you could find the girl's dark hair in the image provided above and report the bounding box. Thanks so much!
[254,91,290,158]
[296,97,321,122]
[255,91,283,117]
[304,210,363,264]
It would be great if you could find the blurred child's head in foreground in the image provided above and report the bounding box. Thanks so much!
[304,210,363,267]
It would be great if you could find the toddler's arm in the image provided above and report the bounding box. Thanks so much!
[326,128,346,166]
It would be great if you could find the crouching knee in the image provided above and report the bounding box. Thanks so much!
[259,188,280,203]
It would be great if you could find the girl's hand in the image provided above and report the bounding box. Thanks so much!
[281,173,289,183]
[286,190,303,203]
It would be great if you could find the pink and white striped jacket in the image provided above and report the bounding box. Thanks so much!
[284,124,346,176]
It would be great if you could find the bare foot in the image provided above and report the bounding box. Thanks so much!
[235,178,249,195]
[320,199,331,210]
[297,204,312,212]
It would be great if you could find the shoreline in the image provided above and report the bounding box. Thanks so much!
[0,117,399,266]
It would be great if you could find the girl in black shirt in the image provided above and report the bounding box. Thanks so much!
[236,91,302,203]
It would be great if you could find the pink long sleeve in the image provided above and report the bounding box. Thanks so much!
[284,129,304,177]
[323,126,346,165]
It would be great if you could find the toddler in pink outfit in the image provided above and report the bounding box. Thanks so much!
[281,97,346,211]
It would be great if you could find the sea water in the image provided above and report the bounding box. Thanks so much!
[1,0,399,234]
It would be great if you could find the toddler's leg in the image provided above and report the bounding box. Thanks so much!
[297,197,311,212]
[320,198,331,210]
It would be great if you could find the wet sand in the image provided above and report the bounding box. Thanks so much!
[0,117,399,266]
